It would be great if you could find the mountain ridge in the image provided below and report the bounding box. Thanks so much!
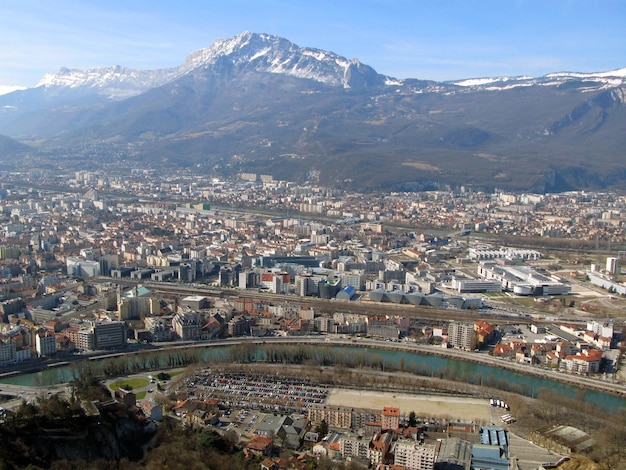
[33,32,386,98]
[29,31,626,96]
[0,32,625,193]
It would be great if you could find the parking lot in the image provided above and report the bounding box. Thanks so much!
[180,370,329,413]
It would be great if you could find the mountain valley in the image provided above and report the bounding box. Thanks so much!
[1,32,625,192]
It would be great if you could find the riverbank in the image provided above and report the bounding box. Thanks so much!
[321,338,626,399]
[403,342,626,399]
[1,337,624,407]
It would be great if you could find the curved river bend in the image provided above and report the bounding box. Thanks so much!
[1,344,624,414]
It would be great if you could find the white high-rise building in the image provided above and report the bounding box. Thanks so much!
[606,257,619,275]
[394,440,437,470]
[448,322,475,351]
[66,257,100,277]
[35,330,56,357]
[587,320,614,339]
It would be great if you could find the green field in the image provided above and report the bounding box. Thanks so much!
[109,378,149,391]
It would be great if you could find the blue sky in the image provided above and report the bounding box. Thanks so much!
[2,0,625,91]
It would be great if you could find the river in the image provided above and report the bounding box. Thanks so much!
[1,344,624,414]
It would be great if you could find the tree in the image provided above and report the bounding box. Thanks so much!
[408,411,417,428]
[222,430,239,453]
[315,456,336,470]
[470,333,480,351]
[315,419,329,439]
[197,429,228,452]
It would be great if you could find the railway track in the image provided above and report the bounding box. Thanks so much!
[144,282,567,326]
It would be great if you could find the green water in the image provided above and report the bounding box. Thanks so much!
[358,347,626,413]
[1,344,624,413]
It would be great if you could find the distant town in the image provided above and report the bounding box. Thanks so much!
[0,167,625,468]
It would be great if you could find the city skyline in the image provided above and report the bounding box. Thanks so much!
[2,0,626,93]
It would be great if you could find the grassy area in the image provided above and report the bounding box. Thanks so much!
[135,391,146,400]
[109,378,149,392]
[509,297,537,308]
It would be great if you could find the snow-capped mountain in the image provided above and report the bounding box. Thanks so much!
[451,68,626,92]
[0,85,26,97]
[546,67,626,80]
[180,31,383,88]
[21,31,626,100]
[34,32,384,100]
[1,32,625,193]
[35,65,181,99]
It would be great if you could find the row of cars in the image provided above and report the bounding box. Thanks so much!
[180,371,329,412]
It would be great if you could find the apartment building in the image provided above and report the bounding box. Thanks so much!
[394,439,437,470]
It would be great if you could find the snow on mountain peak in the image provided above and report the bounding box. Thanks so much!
[454,77,510,87]
[451,67,626,92]
[546,67,626,80]
[35,64,181,98]
[181,32,361,87]
[31,32,373,98]
[27,32,626,97]
[0,85,27,96]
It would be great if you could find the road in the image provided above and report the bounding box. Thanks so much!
[1,335,624,403]
[0,382,68,412]
[0,372,159,412]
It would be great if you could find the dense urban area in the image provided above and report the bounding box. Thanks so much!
[0,167,625,470]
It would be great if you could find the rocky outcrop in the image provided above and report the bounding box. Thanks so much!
[1,407,153,468]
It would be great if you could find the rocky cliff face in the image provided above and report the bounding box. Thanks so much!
[1,404,153,468]
[30,415,149,462]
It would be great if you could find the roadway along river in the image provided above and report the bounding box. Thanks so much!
[0,336,624,413]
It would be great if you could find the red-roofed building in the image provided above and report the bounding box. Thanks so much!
[492,343,515,359]
[43,319,63,332]
[247,435,273,457]
[64,327,80,346]
[171,399,189,416]
[582,330,597,344]
[556,342,573,355]
[260,458,281,470]
[516,345,533,364]
[382,407,400,431]
[115,388,137,408]
[365,421,383,436]
[369,431,394,467]
[561,349,603,375]
[261,272,290,293]
[474,320,496,347]
[328,441,341,453]
[545,350,565,368]
[55,333,74,352]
